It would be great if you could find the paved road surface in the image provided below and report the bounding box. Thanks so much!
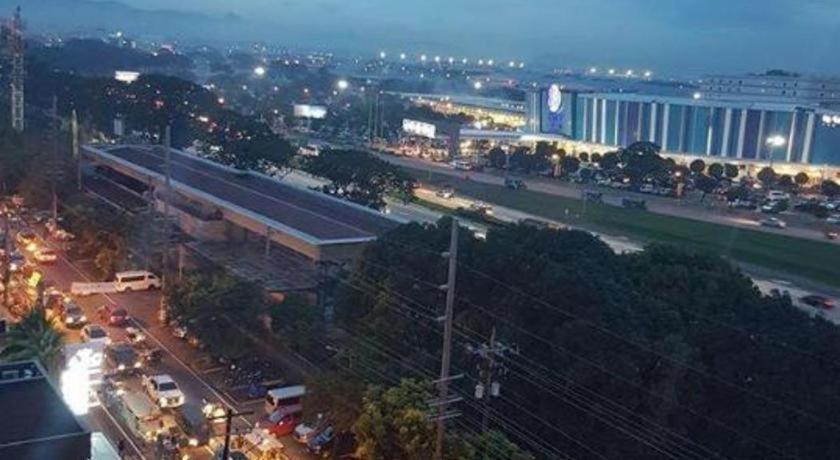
[6,216,315,460]
[379,153,840,244]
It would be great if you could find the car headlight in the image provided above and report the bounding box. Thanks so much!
[80,315,87,322]
[118,364,126,371]
[134,361,142,368]
[66,318,74,324]
[188,438,199,447]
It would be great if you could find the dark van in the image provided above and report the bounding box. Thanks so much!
[175,404,212,447]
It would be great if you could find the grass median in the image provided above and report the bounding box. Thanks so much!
[403,167,840,288]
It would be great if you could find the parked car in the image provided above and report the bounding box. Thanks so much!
[759,217,787,229]
[294,414,328,444]
[33,248,58,264]
[258,412,301,438]
[98,304,130,327]
[639,183,655,194]
[504,177,526,190]
[105,342,142,374]
[766,190,790,201]
[730,199,757,210]
[143,374,185,408]
[435,187,455,199]
[468,202,494,215]
[81,324,110,345]
[62,304,87,329]
[761,200,788,214]
[827,214,840,225]
[800,294,835,310]
[307,425,336,455]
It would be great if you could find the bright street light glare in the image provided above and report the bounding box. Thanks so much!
[399,52,406,60]
[589,67,597,73]
[473,81,483,90]
[766,135,787,147]
[692,92,702,100]
[253,66,266,77]
[337,79,349,90]
[420,54,427,62]
[379,51,386,59]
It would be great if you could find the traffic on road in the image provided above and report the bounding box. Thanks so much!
[0,196,334,460]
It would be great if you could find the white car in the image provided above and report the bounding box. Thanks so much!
[760,217,787,229]
[34,248,58,264]
[143,374,185,408]
[81,324,110,345]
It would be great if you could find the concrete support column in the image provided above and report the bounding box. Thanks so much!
[786,111,798,162]
[705,109,715,156]
[721,108,733,157]
[591,98,599,143]
[756,110,767,158]
[614,101,621,146]
[600,99,607,144]
[649,103,658,142]
[736,109,747,159]
[802,112,816,164]
[661,104,670,151]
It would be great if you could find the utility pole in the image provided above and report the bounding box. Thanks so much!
[470,326,510,439]
[434,221,459,460]
[210,408,254,460]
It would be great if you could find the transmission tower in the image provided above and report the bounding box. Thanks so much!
[7,6,23,132]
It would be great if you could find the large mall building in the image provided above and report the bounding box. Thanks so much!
[523,75,840,174]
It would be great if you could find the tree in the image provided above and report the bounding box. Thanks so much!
[461,431,535,460]
[487,147,507,169]
[694,174,718,202]
[822,180,840,198]
[0,308,64,376]
[708,163,724,180]
[559,156,580,177]
[578,152,589,163]
[599,151,620,171]
[165,272,265,359]
[353,379,436,460]
[724,163,740,180]
[757,166,778,187]
[778,174,794,190]
[590,152,602,165]
[689,159,706,175]
[794,172,810,187]
[725,185,750,202]
[304,149,416,210]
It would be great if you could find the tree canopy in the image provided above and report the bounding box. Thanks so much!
[334,219,840,459]
[304,149,416,209]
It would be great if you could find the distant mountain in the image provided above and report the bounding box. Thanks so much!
[0,0,253,44]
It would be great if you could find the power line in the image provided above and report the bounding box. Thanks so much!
[343,265,792,458]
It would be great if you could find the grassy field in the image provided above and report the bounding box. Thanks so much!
[404,167,840,288]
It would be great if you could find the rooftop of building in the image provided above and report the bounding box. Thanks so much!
[0,361,88,448]
[83,144,400,246]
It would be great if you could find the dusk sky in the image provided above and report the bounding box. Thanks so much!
[95,0,840,74]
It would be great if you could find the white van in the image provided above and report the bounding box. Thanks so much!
[766,190,789,201]
[265,385,306,415]
[115,271,161,292]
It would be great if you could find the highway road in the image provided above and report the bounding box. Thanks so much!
[3,215,315,460]
[378,153,840,245]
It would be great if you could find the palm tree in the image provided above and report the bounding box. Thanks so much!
[0,307,64,375]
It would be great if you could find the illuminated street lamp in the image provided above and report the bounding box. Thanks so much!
[692,92,702,100]
[589,67,597,74]
[253,66,266,77]
[399,52,406,60]
[551,153,561,177]
[643,70,652,78]
[473,81,483,90]
[336,79,349,91]
[766,135,786,166]
[608,68,616,75]
[420,54,427,62]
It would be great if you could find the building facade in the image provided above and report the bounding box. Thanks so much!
[700,74,840,105]
[527,86,840,167]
